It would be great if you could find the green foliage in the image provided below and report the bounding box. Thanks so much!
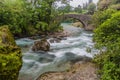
[94,44,120,80]
[93,11,120,80]
[109,4,120,10]
[93,11,120,48]
[36,22,49,31]
[49,18,64,32]
[0,0,65,37]
[0,46,22,80]
[0,0,30,36]
[57,4,72,13]
[25,0,65,34]
[0,26,22,80]
[92,9,117,28]
[87,3,96,14]
[74,5,82,13]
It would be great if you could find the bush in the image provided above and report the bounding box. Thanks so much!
[94,42,120,80]
[0,0,32,36]
[93,11,120,48]
[92,9,117,28]
[87,3,96,14]
[109,4,120,10]
[93,11,120,80]
[0,26,22,80]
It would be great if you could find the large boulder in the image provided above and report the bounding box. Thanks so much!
[0,25,22,80]
[32,38,50,52]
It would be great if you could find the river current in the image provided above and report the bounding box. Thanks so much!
[17,23,98,80]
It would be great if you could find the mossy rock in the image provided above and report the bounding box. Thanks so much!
[0,25,22,80]
[0,25,16,45]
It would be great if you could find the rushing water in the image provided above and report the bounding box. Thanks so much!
[17,23,98,80]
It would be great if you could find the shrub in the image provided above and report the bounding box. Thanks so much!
[0,26,22,80]
[92,9,117,28]
[93,11,120,80]
[109,4,120,10]
[0,0,31,36]
[93,11,120,48]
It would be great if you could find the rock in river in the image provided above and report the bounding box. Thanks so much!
[32,38,50,52]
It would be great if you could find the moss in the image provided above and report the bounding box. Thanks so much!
[0,25,16,45]
[0,25,22,80]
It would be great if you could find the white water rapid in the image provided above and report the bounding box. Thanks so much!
[17,23,98,80]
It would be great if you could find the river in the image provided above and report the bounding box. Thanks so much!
[17,23,98,80]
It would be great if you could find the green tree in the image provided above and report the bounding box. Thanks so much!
[92,9,117,28]
[0,0,30,36]
[0,0,72,36]
[87,2,96,14]
[74,5,82,13]
[109,4,120,10]
[94,11,120,48]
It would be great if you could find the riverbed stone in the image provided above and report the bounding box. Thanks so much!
[37,62,99,80]
[32,38,50,52]
[0,25,22,80]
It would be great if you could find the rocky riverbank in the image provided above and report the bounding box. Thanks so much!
[18,23,99,80]
[36,23,99,80]
[37,61,99,80]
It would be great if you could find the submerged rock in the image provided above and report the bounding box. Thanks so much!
[32,38,50,52]
[0,25,22,80]
[37,53,55,63]
[49,38,61,43]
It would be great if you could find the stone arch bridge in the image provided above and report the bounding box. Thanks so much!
[56,14,92,30]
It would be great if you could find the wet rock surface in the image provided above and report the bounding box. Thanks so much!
[32,38,50,52]
[72,22,83,27]
[37,62,99,80]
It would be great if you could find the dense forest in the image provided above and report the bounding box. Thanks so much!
[0,0,120,80]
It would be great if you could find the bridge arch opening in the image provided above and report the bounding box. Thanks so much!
[54,14,91,29]
[62,18,85,28]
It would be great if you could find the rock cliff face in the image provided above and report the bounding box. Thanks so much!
[0,25,22,80]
